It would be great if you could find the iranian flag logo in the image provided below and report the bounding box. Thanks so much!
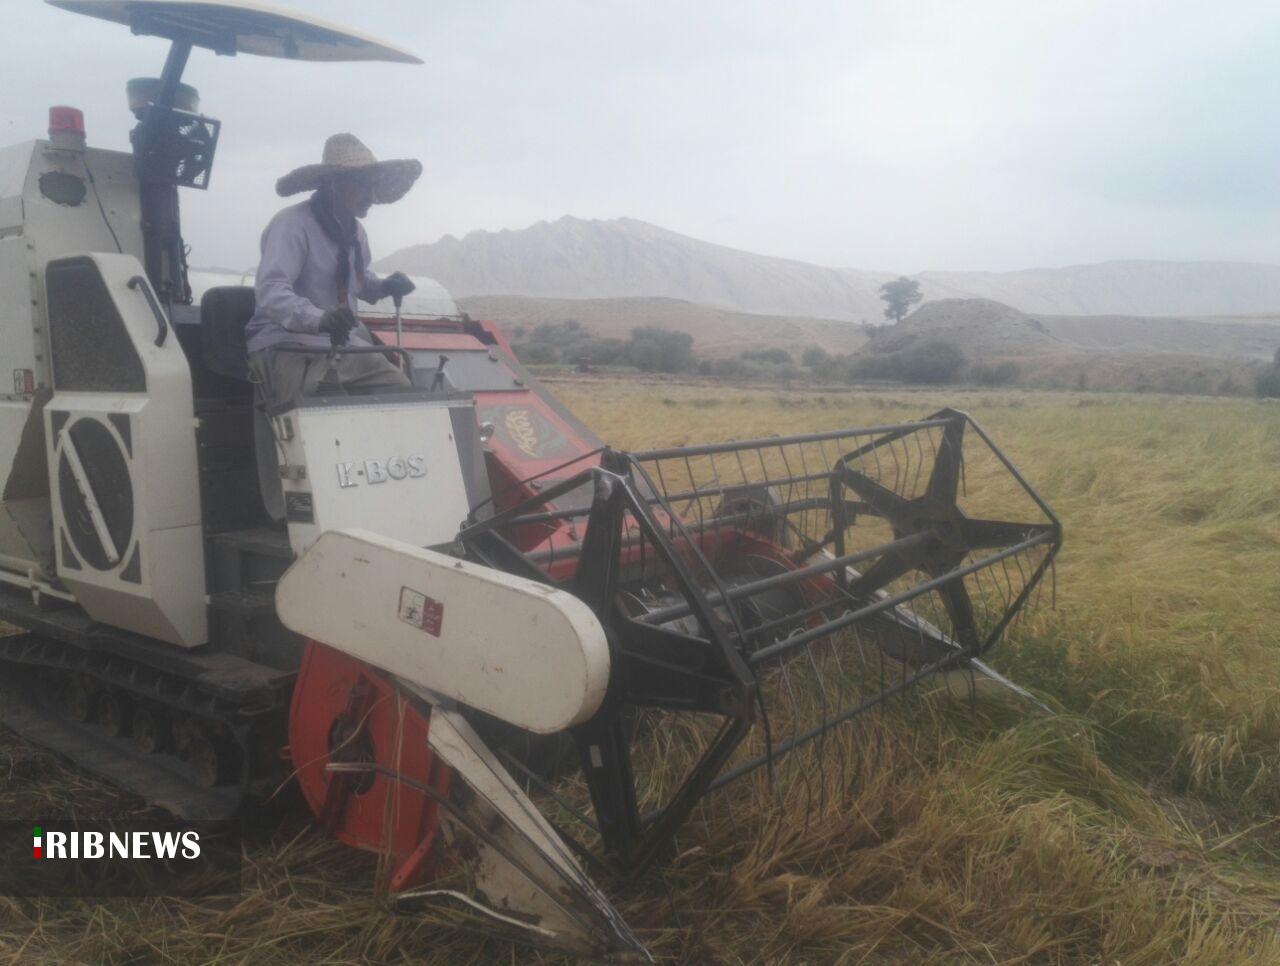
[33,826,42,860]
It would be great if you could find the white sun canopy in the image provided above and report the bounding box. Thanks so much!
[47,0,422,64]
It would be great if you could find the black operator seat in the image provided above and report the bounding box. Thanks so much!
[200,285,255,382]
[199,285,284,522]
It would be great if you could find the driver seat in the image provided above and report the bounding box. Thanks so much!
[199,286,254,381]
[199,285,284,521]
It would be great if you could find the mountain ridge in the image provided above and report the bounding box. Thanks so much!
[383,216,892,321]
[377,216,1280,321]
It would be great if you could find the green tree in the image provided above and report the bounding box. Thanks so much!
[801,345,829,367]
[879,276,923,324]
[628,327,695,373]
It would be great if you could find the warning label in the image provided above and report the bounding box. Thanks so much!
[398,586,444,637]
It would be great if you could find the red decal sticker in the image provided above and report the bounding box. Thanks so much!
[398,587,445,638]
[421,598,444,637]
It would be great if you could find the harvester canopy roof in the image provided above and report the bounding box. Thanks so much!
[46,0,422,64]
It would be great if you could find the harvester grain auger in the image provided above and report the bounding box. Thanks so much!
[0,1,1061,960]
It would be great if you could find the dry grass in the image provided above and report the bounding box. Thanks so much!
[4,384,1280,963]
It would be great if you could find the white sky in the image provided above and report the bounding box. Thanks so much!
[3,0,1277,273]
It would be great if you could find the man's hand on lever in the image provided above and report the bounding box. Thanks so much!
[381,271,416,302]
[319,306,356,346]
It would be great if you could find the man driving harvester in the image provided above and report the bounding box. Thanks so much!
[246,133,421,404]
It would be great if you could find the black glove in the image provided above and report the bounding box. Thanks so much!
[318,306,356,346]
[381,271,416,301]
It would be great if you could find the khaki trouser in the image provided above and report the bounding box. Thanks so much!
[248,346,410,409]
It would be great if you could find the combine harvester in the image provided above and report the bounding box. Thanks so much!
[0,1,1061,957]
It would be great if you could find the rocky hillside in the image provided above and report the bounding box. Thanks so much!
[378,217,1280,321]
[382,217,892,322]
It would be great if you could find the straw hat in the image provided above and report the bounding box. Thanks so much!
[276,133,422,203]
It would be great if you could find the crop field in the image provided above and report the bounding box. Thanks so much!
[3,383,1280,964]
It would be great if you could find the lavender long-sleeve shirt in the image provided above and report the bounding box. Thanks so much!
[245,200,385,353]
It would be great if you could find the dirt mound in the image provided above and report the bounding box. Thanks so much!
[865,298,1066,357]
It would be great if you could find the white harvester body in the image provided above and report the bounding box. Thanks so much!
[43,252,207,646]
[0,137,143,586]
[0,3,609,716]
[271,394,481,557]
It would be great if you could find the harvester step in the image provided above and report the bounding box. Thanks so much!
[210,528,294,560]
[209,589,277,617]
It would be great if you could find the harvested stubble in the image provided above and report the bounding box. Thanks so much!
[3,385,1280,963]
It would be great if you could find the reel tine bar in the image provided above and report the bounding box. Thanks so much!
[459,410,1061,871]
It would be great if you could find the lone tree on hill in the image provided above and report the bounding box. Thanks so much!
[879,276,923,324]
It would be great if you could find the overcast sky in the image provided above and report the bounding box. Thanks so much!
[3,0,1278,273]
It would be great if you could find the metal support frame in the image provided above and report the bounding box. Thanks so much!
[257,344,416,411]
[133,40,195,305]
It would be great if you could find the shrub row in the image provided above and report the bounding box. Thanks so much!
[510,322,694,373]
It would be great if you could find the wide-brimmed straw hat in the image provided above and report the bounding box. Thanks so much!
[276,133,422,203]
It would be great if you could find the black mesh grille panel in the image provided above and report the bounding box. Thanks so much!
[47,257,146,393]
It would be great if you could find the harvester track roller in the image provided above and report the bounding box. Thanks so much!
[189,734,234,789]
[96,691,131,738]
[64,675,94,724]
[131,706,166,754]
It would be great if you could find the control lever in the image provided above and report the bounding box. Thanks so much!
[394,293,404,350]
[430,355,449,392]
[315,349,345,395]
[318,314,349,395]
